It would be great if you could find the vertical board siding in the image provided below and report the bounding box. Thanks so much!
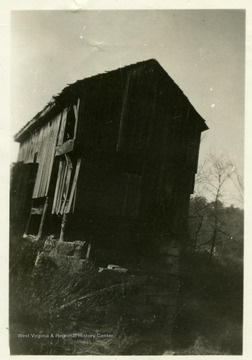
[17,114,61,199]
[77,75,126,153]
[52,157,81,215]
[34,115,61,198]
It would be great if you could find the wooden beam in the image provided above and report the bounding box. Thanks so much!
[59,213,67,242]
[37,197,49,239]
[55,140,75,156]
[86,243,92,259]
[60,156,73,213]
[57,108,68,145]
[65,158,81,213]
[73,98,80,140]
[52,160,63,214]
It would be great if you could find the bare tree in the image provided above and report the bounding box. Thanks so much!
[189,153,235,260]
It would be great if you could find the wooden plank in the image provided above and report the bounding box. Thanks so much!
[55,160,65,214]
[57,161,67,214]
[73,104,78,123]
[31,115,60,198]
[32,126,45,198]
[86,243,91,259]
[41,123,52,195]
[72,186,77,213]
[56,111,63,145]
[60,156,73,214]
[59,213,67,242]
[55,139,75,156]
[39,125,49,196]
[65,159,81,213]
[57,108,68,145]
[31,207,44,215]
[52,160,63,214]
[32,132,38,161]
[45,115,61,195]
[73,98,80,140]
[37,124,49,197]
[37,124,44,158]
[65,158,81,213]
[37,197,49,239]
[76,97,80,114]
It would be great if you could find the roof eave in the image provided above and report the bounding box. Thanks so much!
[14,101,56,143]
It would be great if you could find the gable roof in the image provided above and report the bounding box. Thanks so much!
[14,59,208,142]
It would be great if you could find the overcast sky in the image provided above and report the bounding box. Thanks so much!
[11,10,245,206]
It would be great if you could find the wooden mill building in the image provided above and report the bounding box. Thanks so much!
[11,59,208,270]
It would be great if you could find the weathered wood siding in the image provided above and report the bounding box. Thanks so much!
[18,114,61,198]
[52,157,81,215]
[76,74,126,152]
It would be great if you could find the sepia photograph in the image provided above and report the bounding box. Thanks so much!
[7,6,245,356]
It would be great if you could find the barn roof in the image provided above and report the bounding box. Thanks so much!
[14,59,208,142]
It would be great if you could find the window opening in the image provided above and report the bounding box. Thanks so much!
[63,106,76,142]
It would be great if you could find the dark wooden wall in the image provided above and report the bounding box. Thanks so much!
[58,65,204,266]
[13,62,205,265]
[73,65,202,228]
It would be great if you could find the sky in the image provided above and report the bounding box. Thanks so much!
[10,10,245,206]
